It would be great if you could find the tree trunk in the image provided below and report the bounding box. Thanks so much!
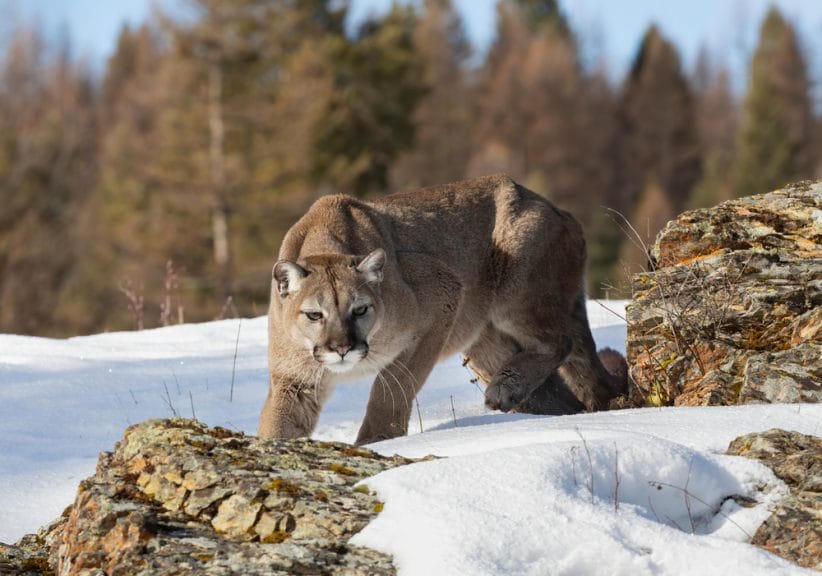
[208,59,231,301]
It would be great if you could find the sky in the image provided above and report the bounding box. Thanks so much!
[6,0,822,95]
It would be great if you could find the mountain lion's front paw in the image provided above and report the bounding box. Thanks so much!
[355,419,406,446]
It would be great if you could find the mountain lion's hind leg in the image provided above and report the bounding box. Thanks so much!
[462,325,520,388]
[557,293,621,410]
[465,324,578,414]
[484,344,572,412]
[483,298,575,412]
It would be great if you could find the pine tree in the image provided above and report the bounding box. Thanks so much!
[468,0,594,217]
[312,5,425,197]
[586,206,625,297]
[0,28,98,335]
[689,48,736,208]
[618,25,700,214]
[732,7,813,197]
[93,1,348,327]
[466,0,533,177]
[80,24,168,331]
[617,178,676,275]
[514,0,572,37]
[614,25,699,276]
[391,0,472,189]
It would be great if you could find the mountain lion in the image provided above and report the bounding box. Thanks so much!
[258,174,626,445]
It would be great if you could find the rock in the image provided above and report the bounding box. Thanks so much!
[0,536,52,575]
[727,429,822,570]
[0,515,65,575]
[626,181,822,407]
[3,418,416,575]
[212,494,263,537]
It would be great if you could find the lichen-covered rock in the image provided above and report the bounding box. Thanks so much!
[8,419,416,575]
[0,515,65,575]
[626,181,822,407]
[727,429,822,570]
[0,536,53,575]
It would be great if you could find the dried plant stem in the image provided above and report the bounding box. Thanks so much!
[575,428,594,504]
[161,380,178,417]
[230,319,242,402]
[415,396,423,433]
[118,279,144,331]
[189,390,197,420]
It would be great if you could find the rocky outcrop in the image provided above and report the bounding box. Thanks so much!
[727,429,822,570]
[626,181,821,407]
[2,421,819,574]
[0,532,54,575]
[0,419,416,575]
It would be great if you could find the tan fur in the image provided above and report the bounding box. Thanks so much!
[258,174,625,445]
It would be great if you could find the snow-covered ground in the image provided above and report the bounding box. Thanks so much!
[0,301,819,575]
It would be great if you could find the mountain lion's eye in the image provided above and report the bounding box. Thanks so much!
[304,311,323,322]
[352,305,368,317]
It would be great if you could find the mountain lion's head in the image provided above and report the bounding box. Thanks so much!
[272,249,385,373]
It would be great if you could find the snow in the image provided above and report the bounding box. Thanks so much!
[1,300,819,575]
[355,427,806,575]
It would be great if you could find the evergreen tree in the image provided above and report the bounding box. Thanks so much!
[618,25,700,213]
[514,0,572,37]
[615,25,700,275]
[586,206,624,297]
[732,7,813,197]
[391,0,472,189]
[230,2,345,302]
[95,1,347,326]
[469,0,592,215]
[312,5,425,197]
[83,24,169,331]
[689,48,736,208]
[0,28,97,335]
[584,69,621,296]
[617,178,675,274]
[466,0,533,177]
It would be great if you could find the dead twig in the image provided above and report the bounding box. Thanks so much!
[415,396,423,434]
[575,428,594,504]
[189,389,197,420]
[646,478,753,539]
[230,319,242,402]
[592,299,627,323]
[217,295,238,320]
[118,278,145,331]
[161,380,178,417]
[160,259,184,326]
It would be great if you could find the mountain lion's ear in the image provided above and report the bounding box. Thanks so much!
[356,249,385,284]
[273,260,308,297]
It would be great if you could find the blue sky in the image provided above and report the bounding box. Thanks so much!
[8,0,822,95]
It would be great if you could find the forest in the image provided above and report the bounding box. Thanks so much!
[0,0,818,336]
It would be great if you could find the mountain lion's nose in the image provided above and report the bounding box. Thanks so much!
[333,344,351,357]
